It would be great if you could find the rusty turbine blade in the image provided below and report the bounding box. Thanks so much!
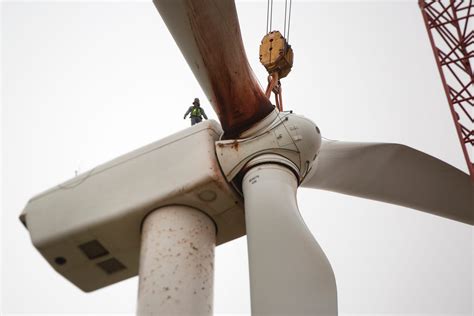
[302,141,474,225]
[153,0,274,138]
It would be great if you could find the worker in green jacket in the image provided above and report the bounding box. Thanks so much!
[184,98,208,125]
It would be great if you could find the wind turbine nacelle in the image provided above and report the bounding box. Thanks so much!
[19,120,245,292]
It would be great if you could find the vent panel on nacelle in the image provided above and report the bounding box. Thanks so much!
[20,120,245,292]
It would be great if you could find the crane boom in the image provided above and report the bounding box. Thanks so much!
[419,0,474,179]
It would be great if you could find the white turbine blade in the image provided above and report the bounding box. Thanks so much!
[302,141,473,225]
[243,164,338,315]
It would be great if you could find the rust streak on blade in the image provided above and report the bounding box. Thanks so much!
[186,1,274,138]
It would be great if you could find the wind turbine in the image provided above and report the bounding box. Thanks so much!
[18,1,472,315]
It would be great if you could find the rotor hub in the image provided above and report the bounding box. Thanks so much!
[215,110,322,187]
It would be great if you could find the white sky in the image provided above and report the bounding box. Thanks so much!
[2,1,472,315]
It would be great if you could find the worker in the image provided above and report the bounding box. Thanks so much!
[184,98,208,125]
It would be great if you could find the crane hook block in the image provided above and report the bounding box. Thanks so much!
[259,31,294,79]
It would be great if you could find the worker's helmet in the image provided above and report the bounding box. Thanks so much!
[193,98,200,106]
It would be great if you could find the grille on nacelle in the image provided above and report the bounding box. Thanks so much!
[78,240,109,260]
[97,258,126,274]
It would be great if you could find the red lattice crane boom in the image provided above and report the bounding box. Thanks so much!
[419,0,474,179]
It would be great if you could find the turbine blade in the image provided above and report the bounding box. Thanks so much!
[153,0,274,138]
[302,141,473,225]
[243,164,338,315]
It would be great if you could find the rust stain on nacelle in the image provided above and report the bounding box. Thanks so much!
[230,140,240,151]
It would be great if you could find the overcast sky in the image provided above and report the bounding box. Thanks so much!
[2,1,472,315]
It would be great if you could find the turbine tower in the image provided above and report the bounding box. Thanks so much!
[19,1,473,315]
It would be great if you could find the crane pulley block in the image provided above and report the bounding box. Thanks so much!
[259,31,293,79]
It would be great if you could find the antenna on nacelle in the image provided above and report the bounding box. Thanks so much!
[74,160,82,177]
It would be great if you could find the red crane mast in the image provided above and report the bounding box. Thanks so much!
[419,0,474,179]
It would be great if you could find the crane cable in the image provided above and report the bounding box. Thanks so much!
[266,0,292,39]
[283,0,292,42]
[266,0,272,34]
